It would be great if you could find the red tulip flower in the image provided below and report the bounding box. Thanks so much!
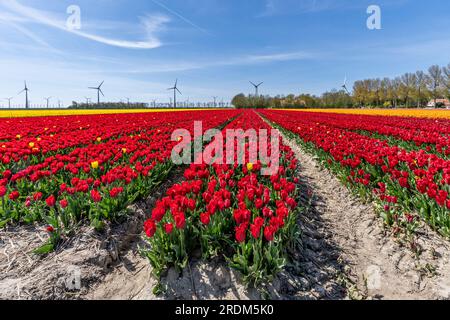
[0,186,6,197]
[235,224,247,243]
[174,212,186,229]
[144,219,157,238]
[46,195,56,207]
[164,223,174,234]
[200,212,211,226]
[90,189,102,203]
[60,199,69,209]
[9,191,20,201]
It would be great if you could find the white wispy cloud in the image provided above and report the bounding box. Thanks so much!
[150,0,209,35]
[2,20,50,48]
[245,51,311,62]
[123,50,314,74]
[0,10,28,22]
[0,0,170,49]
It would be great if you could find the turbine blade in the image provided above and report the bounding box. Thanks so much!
[99,81,104,88]
[250,81,256,87]
[99,89,105,96]
[89,87,97,90]
[176,88,182,95]
[18,89,25,95]
[258,82,264,86]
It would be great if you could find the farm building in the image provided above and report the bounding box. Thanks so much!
[427,99,450,108]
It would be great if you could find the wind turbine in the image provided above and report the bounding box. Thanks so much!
[44,97,52,109]
[89,81,105,105]
[212,96,218,108]
[342,76,350,94]
[4,97,13,109]
[85,97,92,105]
[18,81,30,109]
[58,100,62,108]
[168,79,181,108]
[250,81,263,97]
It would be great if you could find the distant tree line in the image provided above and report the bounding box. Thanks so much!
[69,102,149,109]
[232,63,450,109]
[231,93,349,109]
[353,64,450,108]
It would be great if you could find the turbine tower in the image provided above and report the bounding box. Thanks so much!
[5,97,13,109]
[85,97,91,105]
[342,76,350,95]
[18,81,30,109]
[44,97,52,109]
[250,81,263,97]
[212,96,218,108]
[168,79,182,108]
[89,81,105,105]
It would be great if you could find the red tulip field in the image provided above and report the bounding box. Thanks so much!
[1,109,450,300]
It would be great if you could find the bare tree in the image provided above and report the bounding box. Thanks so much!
[415,71,429,108]
[380,78,390,106]
[392,77,402,108]
[428,65,443,106]
[372,78,381,107]
[352,80,368,106]
[443,63,450,98]
[401,73,416,107]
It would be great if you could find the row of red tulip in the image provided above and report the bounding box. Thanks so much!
[142,110,301,287]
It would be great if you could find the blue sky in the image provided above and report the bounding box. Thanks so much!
[0,0,449,106]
